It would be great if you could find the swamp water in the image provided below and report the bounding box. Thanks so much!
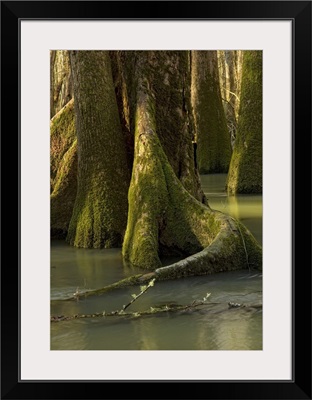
[51,174,262,350]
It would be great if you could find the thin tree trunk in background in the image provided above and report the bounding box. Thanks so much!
[233,50,243,117]
[191,51,232,174]
[217,50,243,148]
[50,50,73,119]
[227,51,262,194]
[67,51,130,248]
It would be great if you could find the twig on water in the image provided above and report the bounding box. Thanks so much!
[122,278,155,311]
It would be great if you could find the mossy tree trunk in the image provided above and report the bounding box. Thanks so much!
[50,99,76,193]
[50,50,73,119]
[191,51,232,174]
[51,51,262,276]
[50,100,77,239]
[227,51,262,194]
[110,51,205,204]
[148,51,204,201]
[122,52,261,272]
[50,51,76,238]
[109,51,135,173]
[67,51,130,248]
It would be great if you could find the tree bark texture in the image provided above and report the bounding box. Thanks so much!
[50,100,77,238]
[218,50,243,122]
[227,51,262,194]
[67,51,130,248]
[110,51,205,203]
[50,50,262,275]
[191,51,232,173]
[122,52,261,271]
[50,50,73,119]
[217,50,243,149]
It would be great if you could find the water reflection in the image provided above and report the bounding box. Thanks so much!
[200,174,262,245]
[51,174,262,350]
[51,319,89,350]
[196,308,262,350]
[51,268,262,350]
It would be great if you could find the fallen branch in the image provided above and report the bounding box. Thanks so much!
[62,273,155,301]
[51,301,211,322]
[123,278,155,311]
[51,300,262,323]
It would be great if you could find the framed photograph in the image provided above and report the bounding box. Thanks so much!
[2,1,311,398]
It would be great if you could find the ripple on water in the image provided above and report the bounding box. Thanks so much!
[51,174,262,350]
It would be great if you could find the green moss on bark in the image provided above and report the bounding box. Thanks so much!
[50,50,73,119]
[151,51,205,202]
[156,215,261,280]
[50,100,77,238]
[67,51,130,248]
[191,51,232,173]
[50,99,76,193]
[51,140,78,239]
[112,51,205,203]
[227,51,262,194]
[51,51,262,275]
[122,70,261,272]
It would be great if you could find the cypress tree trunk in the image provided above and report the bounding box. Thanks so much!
[50,50,73,119]
[50,100,76,193]
[67,51,130,248]
[218,50,243,149]
[231,50,243,120]
[149,51,204,201]
[51,50,262,276]
[109,51,135,172]
[50,100,77,238]
[191,51,232,173]
[227,51,262,194]
[50,51,76,238]
[110,51,205,203]
[122,52,261,272]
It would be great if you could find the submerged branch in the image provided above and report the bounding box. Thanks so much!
[64,274,155,301]
[123,278,155,311]
[51,300,262,323]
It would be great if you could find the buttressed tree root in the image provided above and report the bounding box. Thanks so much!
[122,72,262,276]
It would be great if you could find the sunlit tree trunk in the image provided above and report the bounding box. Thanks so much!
[191,51,232,173]
[50,50,262,274]
[50,100,77,238]
[110,50,205,203]
[227,51,262,194]
[122,51,261,271]
[67,51,130,248]
[218,50,243,148]
[50,50,73,119]
[50,50,76,238]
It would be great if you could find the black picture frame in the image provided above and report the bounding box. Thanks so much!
[1,1,311,399]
